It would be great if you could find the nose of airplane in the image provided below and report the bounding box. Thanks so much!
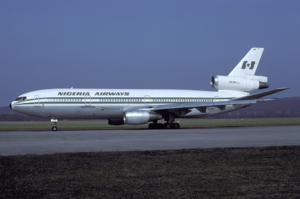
[9,103,12,109]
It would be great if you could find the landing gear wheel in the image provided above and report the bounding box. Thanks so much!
[173,123,180,129]
[51,119,58,131]
[164,123,172,129]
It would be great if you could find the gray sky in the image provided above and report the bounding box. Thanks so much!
[1,0,299,106]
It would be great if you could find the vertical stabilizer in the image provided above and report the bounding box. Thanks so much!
[228,48,264,76]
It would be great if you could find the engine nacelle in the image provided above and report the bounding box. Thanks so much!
[211,75,269,92]
[108,119,124,125]
[123,110,162,125]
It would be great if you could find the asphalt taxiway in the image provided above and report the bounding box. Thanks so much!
[0,126,299,156]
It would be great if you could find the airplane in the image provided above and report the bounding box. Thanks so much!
[10,47,288,131]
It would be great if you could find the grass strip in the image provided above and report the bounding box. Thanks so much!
[0,118,300,131]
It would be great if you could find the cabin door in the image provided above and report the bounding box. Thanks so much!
[34,95,40,106]
[85,96,91,106]
[144,95,151,106]
[214,96,220,102]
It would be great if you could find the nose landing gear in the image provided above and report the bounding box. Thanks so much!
[51,119,58,131]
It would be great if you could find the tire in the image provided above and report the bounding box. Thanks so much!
[173,123,180,129]
[52,126,58,131]
[164,123,172,129]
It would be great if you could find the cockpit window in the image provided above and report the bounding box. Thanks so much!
[15,97,27,101]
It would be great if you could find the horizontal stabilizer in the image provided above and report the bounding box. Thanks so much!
[233,87,289,101]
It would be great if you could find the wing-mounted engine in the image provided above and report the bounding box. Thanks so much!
[210,75,269,92]
[123,110,162,125]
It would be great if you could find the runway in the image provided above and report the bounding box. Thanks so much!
[0,126,300,156]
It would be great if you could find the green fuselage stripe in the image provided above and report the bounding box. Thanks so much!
[15,97,233,106]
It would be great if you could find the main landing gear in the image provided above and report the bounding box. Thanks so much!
[51,119,58,131]
[148,122,180,129]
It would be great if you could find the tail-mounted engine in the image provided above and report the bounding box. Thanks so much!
[123,110,162,125]
[211,75,269,92]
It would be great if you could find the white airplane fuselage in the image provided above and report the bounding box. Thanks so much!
[10,88,247,119]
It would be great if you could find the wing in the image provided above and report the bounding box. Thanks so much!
[124,87,288,117]
[152,100,256,111]
[127,100,257,117]
[151,100,256,115]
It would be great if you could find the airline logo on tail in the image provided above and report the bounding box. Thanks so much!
[228,48,263,76]
[241,61,255,70]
